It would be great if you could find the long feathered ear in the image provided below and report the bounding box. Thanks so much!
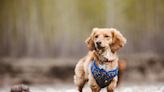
[85,28,98,51]
[110,28,127,53]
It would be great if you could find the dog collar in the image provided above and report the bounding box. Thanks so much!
[90,60,118,88]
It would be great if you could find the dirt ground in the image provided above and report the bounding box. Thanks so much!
[0,55,164,85]
[0,83,164,92]
[0,55,164,92]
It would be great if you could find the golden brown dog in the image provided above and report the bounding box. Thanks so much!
[74,28,126,92]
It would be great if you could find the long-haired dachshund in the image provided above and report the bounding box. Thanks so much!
[74,28,126,92]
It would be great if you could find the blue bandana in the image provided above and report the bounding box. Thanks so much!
[90,60,118,88]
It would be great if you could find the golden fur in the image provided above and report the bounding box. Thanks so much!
[74,28,126,92]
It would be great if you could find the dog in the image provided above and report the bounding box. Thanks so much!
[74,28,126,92]
[117,59,127,85]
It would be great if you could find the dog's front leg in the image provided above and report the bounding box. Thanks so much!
[88,74,100,92]
[107,77,118,92]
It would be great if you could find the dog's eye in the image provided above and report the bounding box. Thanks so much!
[104,35,109,38]
[95,35,98,38]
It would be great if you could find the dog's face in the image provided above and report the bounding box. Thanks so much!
[86,28,127,53]
[93,29,113,49]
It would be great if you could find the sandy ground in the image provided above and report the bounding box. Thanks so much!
[1,83,164,92]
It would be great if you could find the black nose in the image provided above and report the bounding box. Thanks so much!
[96,41,101,46]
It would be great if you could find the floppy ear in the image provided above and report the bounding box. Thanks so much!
[85,28,97,51]
[110,29,127,53]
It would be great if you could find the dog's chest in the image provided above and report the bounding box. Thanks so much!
[102,48,117,61]
[90,61,118,88]
[98,64,109,71]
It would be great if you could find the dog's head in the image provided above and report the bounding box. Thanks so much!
[85,28,126,53]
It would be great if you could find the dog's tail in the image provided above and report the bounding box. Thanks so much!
[117,59,127,86]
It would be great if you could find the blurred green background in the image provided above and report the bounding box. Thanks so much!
[0,0,164,87]
[0,0,164,58]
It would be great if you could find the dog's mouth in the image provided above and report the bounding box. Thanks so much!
[96,45,105,50]
[99,56,115,63]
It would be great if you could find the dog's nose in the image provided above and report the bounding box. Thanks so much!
[96,41,101,46]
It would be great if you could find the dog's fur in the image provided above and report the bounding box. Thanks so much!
[74,28,126,92]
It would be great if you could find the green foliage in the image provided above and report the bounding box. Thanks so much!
[0,0,164,57]
[77,0,107,27]
[123,0,137,20]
